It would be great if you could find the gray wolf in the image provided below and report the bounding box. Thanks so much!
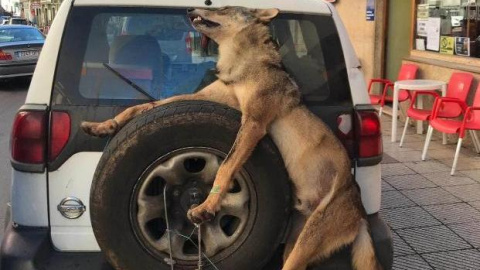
[81,6,381,270]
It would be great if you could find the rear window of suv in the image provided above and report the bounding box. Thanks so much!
[52,7,350,106]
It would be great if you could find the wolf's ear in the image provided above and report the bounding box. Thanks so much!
[254,8,280,22]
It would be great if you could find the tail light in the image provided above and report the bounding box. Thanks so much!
[49,111,70,161]
[356,111,382,158]
[11,110,70,167]
[11,111,47,164]
[0,50,12,61]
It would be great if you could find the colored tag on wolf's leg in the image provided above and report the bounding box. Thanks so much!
[210,185,221,194]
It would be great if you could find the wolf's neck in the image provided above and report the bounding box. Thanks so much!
[216,24,283,83]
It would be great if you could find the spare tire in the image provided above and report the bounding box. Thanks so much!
[90,100,292,270]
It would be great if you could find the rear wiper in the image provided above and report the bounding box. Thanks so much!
[102,63,155,101]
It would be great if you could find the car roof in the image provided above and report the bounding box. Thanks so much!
[74,0,332,15]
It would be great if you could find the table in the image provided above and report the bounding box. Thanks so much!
[391,80,447,143]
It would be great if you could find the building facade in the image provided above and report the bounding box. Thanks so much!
[337,0,480,150]
[1,0,21,16]
[20,0,61,29]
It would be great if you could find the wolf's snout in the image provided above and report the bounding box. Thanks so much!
[187,8,195,13]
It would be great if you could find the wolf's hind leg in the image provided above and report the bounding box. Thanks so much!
[352,219,382,270]
[81,80,237,137]
[282,187,363,270]
[283,211,306,263]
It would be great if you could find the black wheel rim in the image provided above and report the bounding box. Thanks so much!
[130,147,257,264]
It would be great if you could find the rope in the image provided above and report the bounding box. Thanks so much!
[162,186,219,270]
[197,223,202,270]
[163,186,175,270]
[173,228,219,270]
[161,187,219,270]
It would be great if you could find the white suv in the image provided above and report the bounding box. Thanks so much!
[1,0,392,269]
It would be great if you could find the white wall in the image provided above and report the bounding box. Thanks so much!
[335,0,376,81]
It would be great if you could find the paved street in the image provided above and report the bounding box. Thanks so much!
[0,78,29,243]
[381,116,480,270]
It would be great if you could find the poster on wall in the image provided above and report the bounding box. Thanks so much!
[416,39,426,51]
[426,18,441,51]
[440,36,455,55]
[417,20,428,37]
[455,37,470,56]
[417,4,429,19]
[366,0,375,21]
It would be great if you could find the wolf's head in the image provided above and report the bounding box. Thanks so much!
[187,6,279,43]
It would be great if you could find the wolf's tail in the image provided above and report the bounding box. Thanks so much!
[352,219,383,270]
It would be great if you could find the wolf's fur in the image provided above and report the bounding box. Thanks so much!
[81,7,381,270]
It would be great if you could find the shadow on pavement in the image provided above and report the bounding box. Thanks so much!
[0,77,32,91]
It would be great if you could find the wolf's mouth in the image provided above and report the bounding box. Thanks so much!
[189,14,220,28]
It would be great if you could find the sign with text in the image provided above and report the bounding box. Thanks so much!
[455,37,470,56]
[440,36,455,55]
[366,0,375,21]
[417,19,428,37]
[417,4,429,19]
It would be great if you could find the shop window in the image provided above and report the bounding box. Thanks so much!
[414,0,480,58]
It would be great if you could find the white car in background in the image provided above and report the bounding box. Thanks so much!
[1,0,392,269]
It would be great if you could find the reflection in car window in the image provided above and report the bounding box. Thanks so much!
[79,11,218,101]
[52,7,349,106]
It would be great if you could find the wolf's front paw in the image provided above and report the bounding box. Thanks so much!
[187,200,219,224]
[81,119,118,138]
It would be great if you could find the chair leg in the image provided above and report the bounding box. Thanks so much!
[470,130,480,154]
[399,117,410,148]
[422,125,434,161]
[378,106,383,117]
[451,138,463,176]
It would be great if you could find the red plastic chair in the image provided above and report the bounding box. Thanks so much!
[399,72,474,147]
[422,84,480,175]
[368,64,418,116]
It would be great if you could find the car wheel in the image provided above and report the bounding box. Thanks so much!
[90,100,292,270]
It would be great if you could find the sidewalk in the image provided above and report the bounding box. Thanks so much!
[380,116,480,270]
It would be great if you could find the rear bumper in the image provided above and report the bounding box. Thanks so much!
[1,214,392,270]
[0,62,36,78]
[0,223,112,270]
